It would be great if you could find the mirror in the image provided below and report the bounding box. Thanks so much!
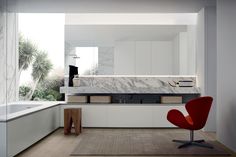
[65,16,196,76]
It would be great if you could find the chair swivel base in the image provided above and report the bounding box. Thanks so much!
[173,139,213,149]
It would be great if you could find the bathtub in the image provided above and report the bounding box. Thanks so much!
[0,104,41,116]
[0,102,61,157]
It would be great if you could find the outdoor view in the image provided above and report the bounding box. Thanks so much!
[18,13,65,101]
[76,47,98,75]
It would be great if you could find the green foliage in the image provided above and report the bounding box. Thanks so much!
[18,34,63,101]
[32,52,53,82]
[19,34,37,70]
[19,77,65,101]
[19,86,31,99]
[45,95,56,101]
[39,76,64,92]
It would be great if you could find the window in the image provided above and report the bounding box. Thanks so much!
[75,47,98,75]
[18,13,65,101]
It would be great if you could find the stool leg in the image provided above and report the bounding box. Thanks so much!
[72,110,81,135]
[64,109,72,135]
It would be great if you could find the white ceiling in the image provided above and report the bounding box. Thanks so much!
[65,13,197,25]
[10,0,215,13]
[65,25,187,46]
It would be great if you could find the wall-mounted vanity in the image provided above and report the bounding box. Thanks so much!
[60,13,200,128]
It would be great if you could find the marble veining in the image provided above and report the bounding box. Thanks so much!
[0,11,18,105]
[0,7,7,106]
[60,76,200,94]
[6,12,18,103]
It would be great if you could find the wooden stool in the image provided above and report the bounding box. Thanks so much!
[64,108,82,135]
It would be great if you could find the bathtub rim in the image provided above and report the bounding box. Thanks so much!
[0,101,63,122]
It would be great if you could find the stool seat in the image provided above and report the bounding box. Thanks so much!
[64,108,82,135]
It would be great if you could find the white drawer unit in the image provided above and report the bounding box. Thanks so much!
[60,104,186,128]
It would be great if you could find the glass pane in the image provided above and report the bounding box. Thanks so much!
[18,13,65,101]
[0,0,7,156]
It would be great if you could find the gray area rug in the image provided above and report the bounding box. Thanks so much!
[71,129,231,156]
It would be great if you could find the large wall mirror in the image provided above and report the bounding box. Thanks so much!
[65,14,196,75]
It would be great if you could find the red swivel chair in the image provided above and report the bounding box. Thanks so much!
[167,96,213,149]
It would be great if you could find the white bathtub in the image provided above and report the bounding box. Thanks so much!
[0,102,61,157]
[0,104,41,115]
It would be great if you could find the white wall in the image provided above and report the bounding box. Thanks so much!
[196,7,217,132]
[217,0,236,152]
[204,7,217,132]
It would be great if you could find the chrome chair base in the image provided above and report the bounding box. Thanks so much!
[172,130,214,149]
[173,139,213,149]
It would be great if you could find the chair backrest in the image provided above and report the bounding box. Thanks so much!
[185,96,213,130]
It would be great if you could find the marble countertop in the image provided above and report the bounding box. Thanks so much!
[60,86,201,94]
[0,101,63,122]
[61,76,200,94]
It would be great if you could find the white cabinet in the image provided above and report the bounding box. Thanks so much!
[82,105,108,127]
[60,104,186,128]
[114,41,174,75]
[107,106,153,127]
[152,105,187,127]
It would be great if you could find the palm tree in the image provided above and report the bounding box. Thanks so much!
[19,34,37,75]
[26,52,52,100]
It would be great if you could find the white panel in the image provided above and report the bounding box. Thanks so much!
[151,41,173,75]
[135,41,151,75]
[0,123,6,157]
[152,105,186,127]
[107,106,153,127]
[60,105,108,127]
[7,106,60,157]
[60,104,187,128]
[114,41,135,75]
[82,105,108,127]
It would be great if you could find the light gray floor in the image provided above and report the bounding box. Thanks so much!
[16,128,232,157]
